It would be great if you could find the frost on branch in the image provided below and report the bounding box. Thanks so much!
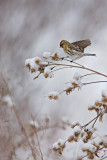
[71,72,82,88]
[53,139,66,154]
[25,57,39,73]
[42,52,51,59]
[48,92,59,100]
[29,120,39,129]
[73,72,81,81]
[51,52,59,61]
[68,126,81,142]
[88,92,107,121]
[24,51,107,159]
[25,52,60,79]
[2,95,13,108]
[65,72,82,95]
[53,94,107,159]
[42,51,60,61]
[44,67,53,78]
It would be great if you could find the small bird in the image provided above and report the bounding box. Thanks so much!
[60,39,96,61]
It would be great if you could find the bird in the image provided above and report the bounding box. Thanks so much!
[60,39,96,61]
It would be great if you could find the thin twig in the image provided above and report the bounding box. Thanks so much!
[1,73,36,160]
[92,114,100,128]
[59,57,84,67]
[82,113,101,128]
[81,73,96,78]
[31,115,43,160]
[51,66,71,73]
[34,72,41,80]
[83,81,107,86]
[47,62,107,77]
[101,156,107,160]
[61,80,107,96]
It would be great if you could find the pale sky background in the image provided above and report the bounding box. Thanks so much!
[0,0,107,159]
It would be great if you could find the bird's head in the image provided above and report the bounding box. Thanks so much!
[60,40,69,48]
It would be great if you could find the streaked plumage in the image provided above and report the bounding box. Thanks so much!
[60,39,96,61]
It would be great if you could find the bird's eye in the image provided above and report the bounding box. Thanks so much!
[60,42,63,47]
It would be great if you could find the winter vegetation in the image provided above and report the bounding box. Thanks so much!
[25,52,107,160]
[0,0,107,160]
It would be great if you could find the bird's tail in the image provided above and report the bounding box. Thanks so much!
[83,53,96,56]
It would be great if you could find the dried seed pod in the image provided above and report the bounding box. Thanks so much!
[68,136,74,142]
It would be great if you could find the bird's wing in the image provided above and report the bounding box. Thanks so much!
[72,39,91,52]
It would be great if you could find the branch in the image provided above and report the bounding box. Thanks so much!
[82,113,101,128]
[48,62,107,77]
[83,81,107,86]
[101,156,107,160]
[81,73,96,78]
[1,72,37,160]
[31,115,43,160]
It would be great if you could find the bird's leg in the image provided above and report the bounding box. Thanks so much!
[70,61,84,67]
[60,57,66,60]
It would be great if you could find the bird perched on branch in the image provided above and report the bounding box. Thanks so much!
[60,39,96,61]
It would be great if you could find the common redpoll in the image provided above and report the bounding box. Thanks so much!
[60,39,96,61]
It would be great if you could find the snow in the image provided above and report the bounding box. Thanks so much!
[73,126,81,133]
[44,67,53,78]
[102,90,107,96]
[53,139,65,150]
[43,52,51,59]
[25,58,31,66]
[57,139,65,146]
[68,126,81,138]
[53,142,60,149]
[40,61,48,66]
[71,79,83,88]
[68,132,74,138]
[61,116,71,124]
[29,120,39,129]
[3,95,13,108]
[25,58,39,72]
[48,91,59,100]
[34,56,42,64]
[73,72,81,80]
[72,121,80,126]
[82,143,96,152]
[93,137,103,146]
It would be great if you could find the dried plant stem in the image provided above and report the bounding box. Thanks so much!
[81,73,96,78]
[31,115,43,160]
[62,80,107,95]
[83,81,107,86]
[48,62,107,77]
[11,104,36,160]
[92,114,99,128]
[1,73,36,160]
[101,156,107,160]
[51,66,70,72]
[60,58,84,67]
[82,113,101,128]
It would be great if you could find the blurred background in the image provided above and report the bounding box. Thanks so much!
[0,0,107,160]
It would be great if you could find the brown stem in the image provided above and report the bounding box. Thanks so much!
[101,156,107,160]
[51,66,70,73]
[1,73,36,160]
[81,73,96,78]
[92,114,99,128]
[83,81,107,86]
[48,62,107,77]
[82,113,101,128]
[31,115,43,160]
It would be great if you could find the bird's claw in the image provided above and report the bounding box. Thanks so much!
[61,57,65,60]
